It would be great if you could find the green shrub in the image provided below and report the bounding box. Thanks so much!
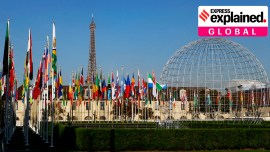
[54,124,270,151]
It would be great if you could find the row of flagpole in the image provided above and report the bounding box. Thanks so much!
[0,19,33,151]
[0,20,18,147]
[17,21,57,147]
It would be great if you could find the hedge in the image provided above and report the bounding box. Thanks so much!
[53,125,270,151]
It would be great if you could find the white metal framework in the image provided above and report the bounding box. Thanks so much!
[160,38,269,118]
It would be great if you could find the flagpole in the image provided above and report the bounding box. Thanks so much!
[45,83,49,143]
[5,63,10,144]
[3,21,11,145]
[131,70,134,123]
[45,35,50,143]
[108,72,110,122]
[121,65,124,122]
[41,92,44,139]
[25,28,33,147]
[109,72,111,122]
[38,94,41,134]
[50,68,54,147]
[50,22,56,148]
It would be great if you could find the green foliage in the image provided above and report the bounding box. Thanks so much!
[54,124,77,150]
[53,124,270,151]
[76,128,111,151]
[180,121,270,129]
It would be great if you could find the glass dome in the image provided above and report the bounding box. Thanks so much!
[160,38,269,91]
[160,38,269,116]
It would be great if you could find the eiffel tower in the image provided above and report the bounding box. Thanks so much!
[87,14,96,85]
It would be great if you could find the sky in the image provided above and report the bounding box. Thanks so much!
[0,0,269,86]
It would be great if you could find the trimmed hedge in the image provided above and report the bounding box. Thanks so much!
[54,125,270,151]
[181,122,270,129]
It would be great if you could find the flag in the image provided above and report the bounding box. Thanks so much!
[137,69,140,107]
[44,36,50,83]
[131,72,135,96]
[111,72,115,100]
[92,73,96,99]
[107,73,111,101]
[22,47,29,98]
[147,73,153,88]
[79,67,84,99]
[28,29,33,80]
[33,58,43,100]
[120,70,124,97]
[51,23,57,100]
[95,72,99,99]
[156,82,162,91]
[148,73,157,97]
[115,70,119,99]
[74,72,79,99]
[68,83,73,101]
[2,20,10,77]
[9,47,15,91]
[125,74,130,99]
[58,68,63,98]
[107,73,111,89]
[80,67,84,86]
[142,78,147,98]
[99,70,103,98]
[52,23,57,79]
[102,79,106,99]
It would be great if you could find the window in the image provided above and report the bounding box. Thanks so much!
[181,102,185,110]
[100,101,105,110]
[86,102,90,110]
[72,102,76,110]
[155,101,159,110]
[141,101,145,107]
[169,101,172,110]
[16,102,18,110]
